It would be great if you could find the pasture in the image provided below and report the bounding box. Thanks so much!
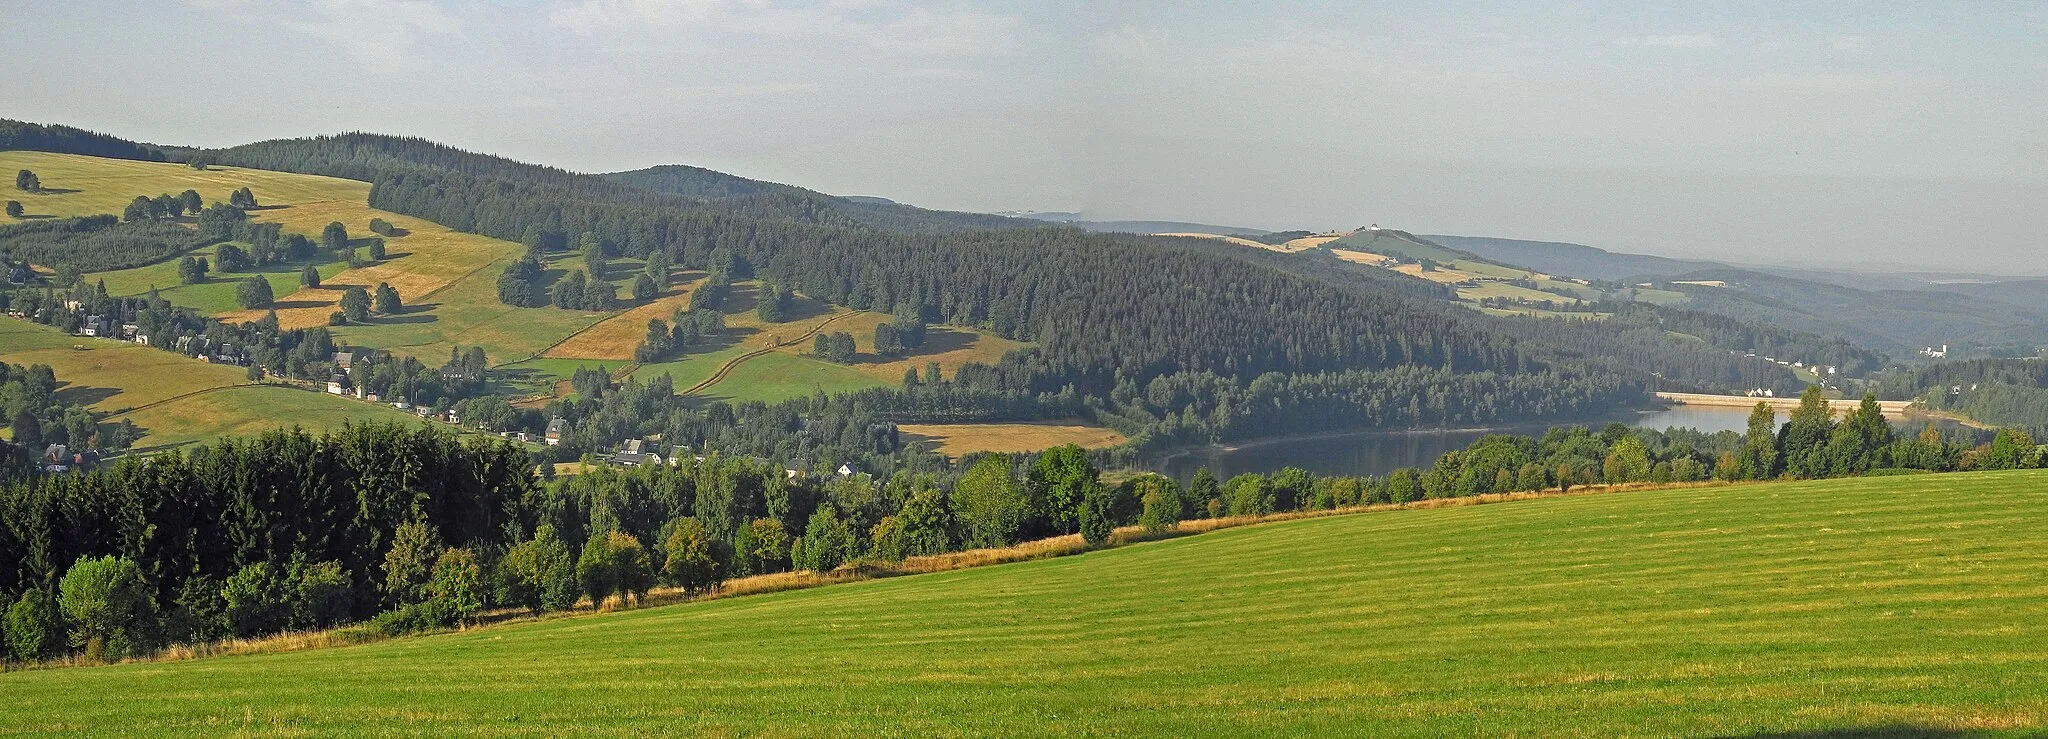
[0,316,418,449]
[4,471,2046,735]
[0,316,247,414]
[1,152,598,364]
[898,420,1129,456]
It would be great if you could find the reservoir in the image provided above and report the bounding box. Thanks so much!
[1158,404,1766,481]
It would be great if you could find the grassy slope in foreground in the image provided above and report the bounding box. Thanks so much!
[6,471,2048,736]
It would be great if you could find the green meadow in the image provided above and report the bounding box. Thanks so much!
[4,471,2045,736]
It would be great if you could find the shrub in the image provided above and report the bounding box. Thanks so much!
[421,548,484,626]
[291,558,353,630]
[382,519,445,609]
[1078,483,1115,545]
[793,507,855,573]
[57,555,151,662]
[1136,477,1183,532]
[1223,474,1273,517]
[661,519,721,593]
[220,562,291,638]
[4,588,59,662]
[952,455,1026,548]
[498,525,576,613]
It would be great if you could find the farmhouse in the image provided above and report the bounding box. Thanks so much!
[545,417,567,445]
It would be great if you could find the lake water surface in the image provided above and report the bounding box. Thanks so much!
[1158,405,1766,480]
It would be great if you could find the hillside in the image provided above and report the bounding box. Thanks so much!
[4,471,2045,735]
[602,164,1028,233]
[0,316,420,451]
[1422,233,1723,281]
[1664,268,2048,354]
[1008,213,1272,236]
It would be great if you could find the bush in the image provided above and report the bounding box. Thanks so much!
[163,576,225,645]
[420,548,484,626]
[793,507,855,573]
[382,519,445,609]
[1136,477,1182,532]
[4,588,59,662]
[220,562,291,638]
[662,519,722,593]
[57,555,151,661]
[580,531,655,607]
[1078,483,1115,545]
[498,524,576,613]
[291,558,353,630]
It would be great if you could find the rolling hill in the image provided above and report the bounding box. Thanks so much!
[1422,233,1724,281]
[3,471,2045,735]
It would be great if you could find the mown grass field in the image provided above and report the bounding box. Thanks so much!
[898,420,1128,456]
[0,316,415,450]
[6,471,2046,736]
[688,351,888,404]
[0,316,248,413]
[116,385,428,452]
[2,151,598,364]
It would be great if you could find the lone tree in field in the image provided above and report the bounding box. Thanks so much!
[14,170,38,192]
[178,189,202,215]
[236,275,275,309]
[4,201,20,218]
[228,187,258,209]
[322,221,349,254]
[340,286,372,322]
[177,255,208,285]
[300,265,321,288]
[373,282,402,314]
[366,238,386,260]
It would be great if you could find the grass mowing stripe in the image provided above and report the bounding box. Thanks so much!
[3,471,2047,736]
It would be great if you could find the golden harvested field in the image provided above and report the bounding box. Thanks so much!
[0,316,249,414]
[1331,248,1392,265]
[2,152,534,336]
[212,201,521,328]
[897,420,1127,456]
[1391,263,1472,283]
[1278,234,1342,251]
[544,276,704,360]
[0,151,364,219]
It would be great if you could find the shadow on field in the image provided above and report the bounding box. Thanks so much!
[1724,727,1991,738]
[53,383,121,409]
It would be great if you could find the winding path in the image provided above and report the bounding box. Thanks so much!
[680,311,861,396]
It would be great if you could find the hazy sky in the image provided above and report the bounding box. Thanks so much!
[6,1,2045,270]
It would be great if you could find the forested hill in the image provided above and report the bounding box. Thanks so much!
[1659,268,2048,354]
[1422,234,1722,281]
[0,119,178,163]
[3,121,1843,433]
[606,164,1026,233]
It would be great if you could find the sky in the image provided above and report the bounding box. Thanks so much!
[5,1,2045,271]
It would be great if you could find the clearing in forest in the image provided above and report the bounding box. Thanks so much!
[897,420,1128,456]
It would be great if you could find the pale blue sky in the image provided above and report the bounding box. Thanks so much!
[4,1,2044,270]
